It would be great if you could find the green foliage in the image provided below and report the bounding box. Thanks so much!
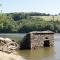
[6,12,30,21]
[0,14,18,33]
[0,12,60,33]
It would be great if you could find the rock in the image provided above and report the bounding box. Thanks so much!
[0,51,26,60]
[0,37,19,53]
[0,37,25,60]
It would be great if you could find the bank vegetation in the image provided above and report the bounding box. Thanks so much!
[0,12,60,33]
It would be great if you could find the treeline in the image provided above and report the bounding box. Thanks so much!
[0,12,60,33]
[6,12,50,21]
[28,12,50,16]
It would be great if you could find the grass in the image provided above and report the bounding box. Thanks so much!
[32,16,60,21]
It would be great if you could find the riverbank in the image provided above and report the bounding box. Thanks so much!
[0,51,25,60]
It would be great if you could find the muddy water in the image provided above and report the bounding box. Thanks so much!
[19,34,60,60]
[0,33,60,60]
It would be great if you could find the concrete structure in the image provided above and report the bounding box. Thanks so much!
[20,31,54,49]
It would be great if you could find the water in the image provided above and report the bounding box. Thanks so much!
[0,33,26,43]
[0,33,60,60]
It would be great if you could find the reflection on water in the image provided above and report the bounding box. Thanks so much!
[0,33,60,60]
[19,47,54,60]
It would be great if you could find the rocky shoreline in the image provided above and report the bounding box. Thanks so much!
[0,37,25,60]
[0,51,25,60]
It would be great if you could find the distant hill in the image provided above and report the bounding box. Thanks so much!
[32,16,60,21]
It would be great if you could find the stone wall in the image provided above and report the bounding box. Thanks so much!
[20,31,54,49]
[20,34,31,49]
[30,33,54,49]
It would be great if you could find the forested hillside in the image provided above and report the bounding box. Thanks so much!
[0,12,60,33]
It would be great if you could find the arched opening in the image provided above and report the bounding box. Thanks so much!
[45,37,48,39]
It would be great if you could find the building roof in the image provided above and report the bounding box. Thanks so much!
[29,31,54,34]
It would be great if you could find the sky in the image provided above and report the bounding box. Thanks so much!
[0,0,60,14]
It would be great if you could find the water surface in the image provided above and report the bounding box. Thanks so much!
[0,33,60,60]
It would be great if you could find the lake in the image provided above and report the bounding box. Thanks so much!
[0,33,60,60]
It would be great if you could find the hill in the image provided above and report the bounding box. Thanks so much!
[32,16,60,21]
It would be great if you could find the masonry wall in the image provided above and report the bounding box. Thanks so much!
[20,32,54,49]
[30,33,54,49]
[20,34,31,49]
